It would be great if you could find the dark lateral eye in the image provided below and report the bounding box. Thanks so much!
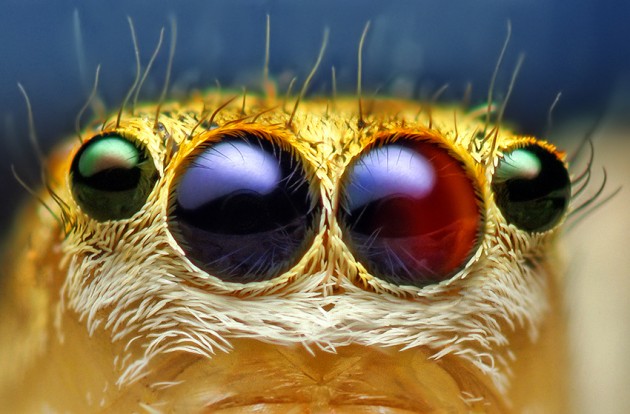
[492,144,571,232]
[169,133,319,283]
[70,134,158,221]
[339,138,482,287]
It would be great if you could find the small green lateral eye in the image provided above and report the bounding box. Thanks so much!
[492,144,571,232]
[70,134,158,221]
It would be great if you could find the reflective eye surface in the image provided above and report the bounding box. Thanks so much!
[170,134,319,283]
[340,139,482,287]
[70,134,157,221]
[492,144,571,232]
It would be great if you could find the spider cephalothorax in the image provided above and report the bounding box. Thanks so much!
[0,89,573,412]
[0,18,581,414]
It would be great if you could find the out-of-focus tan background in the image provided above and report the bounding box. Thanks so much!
[562,123,630,414]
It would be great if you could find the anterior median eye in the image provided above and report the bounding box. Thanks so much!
[70,134,158,221]
[339,137,483,288]
[492,144,571,232]
[169,132,319,283]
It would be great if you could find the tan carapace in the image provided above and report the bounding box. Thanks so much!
[0,25,574,414]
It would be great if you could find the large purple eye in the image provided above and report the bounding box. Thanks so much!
[339,138,482,287]
[169,133,319,283]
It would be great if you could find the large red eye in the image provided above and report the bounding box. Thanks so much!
[339,138,483,287]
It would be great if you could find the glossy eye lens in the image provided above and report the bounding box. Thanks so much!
[492,144,571,232]
[70,134,158,221]
[170,133,319,283]
[339,139,482,287]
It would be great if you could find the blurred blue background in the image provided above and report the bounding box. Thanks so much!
[1,0,629,228]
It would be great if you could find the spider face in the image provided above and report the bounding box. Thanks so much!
[0,90,573,412]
